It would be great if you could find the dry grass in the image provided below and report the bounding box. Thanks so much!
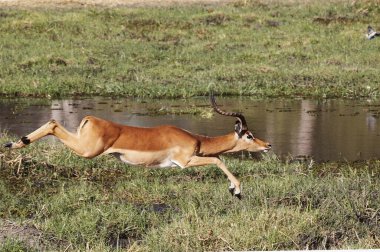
[0,0,357,8]
[0,0,234,8]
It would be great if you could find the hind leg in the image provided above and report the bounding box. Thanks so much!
[4,118,106,158]
[4,119,59,149]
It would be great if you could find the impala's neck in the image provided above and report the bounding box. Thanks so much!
[195,132,238,156]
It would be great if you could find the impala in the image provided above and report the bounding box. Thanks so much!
[4,93,271,198]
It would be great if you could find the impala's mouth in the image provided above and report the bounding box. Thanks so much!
[263,145,272,153]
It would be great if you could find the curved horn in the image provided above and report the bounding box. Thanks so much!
[209,92,248,134]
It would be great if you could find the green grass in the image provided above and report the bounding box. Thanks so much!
[0,0,380,98]
[1,1,380,250]
[1,134,380,251]
[0,238,36,252]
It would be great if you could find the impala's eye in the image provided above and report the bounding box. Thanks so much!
[247,134,254,140]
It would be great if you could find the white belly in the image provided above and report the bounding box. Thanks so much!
[107,149,181,168]
[157,159,177,168]
[119,155,177,168]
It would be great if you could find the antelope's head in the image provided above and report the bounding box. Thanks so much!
[210,93,271,153]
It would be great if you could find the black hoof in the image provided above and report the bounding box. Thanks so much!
[4,142,12,148]
[228,187,235,196]
[21,136,30,145]
[235,193,242,200]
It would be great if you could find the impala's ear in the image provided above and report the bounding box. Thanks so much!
[234,118,245,138]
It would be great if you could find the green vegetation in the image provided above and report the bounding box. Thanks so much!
[1,1,380,250]
[1,135,380,251]
[0,0,380,98]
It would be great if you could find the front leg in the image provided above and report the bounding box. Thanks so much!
[183,156,242,199]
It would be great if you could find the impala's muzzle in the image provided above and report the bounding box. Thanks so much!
[263,144,272,153]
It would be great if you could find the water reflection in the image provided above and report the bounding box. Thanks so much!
[0,97,379,161]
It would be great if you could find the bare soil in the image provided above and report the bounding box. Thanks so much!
[0,219,45,249]
[0,219,68,250]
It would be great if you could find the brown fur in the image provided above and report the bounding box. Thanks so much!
[6,113,271,197]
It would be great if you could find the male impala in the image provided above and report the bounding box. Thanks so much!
[4,93,271,198]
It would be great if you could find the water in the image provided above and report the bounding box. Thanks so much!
[1,97,380,162]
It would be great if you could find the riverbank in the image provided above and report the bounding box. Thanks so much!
[1,137,380,250]
[0,0,379,99]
